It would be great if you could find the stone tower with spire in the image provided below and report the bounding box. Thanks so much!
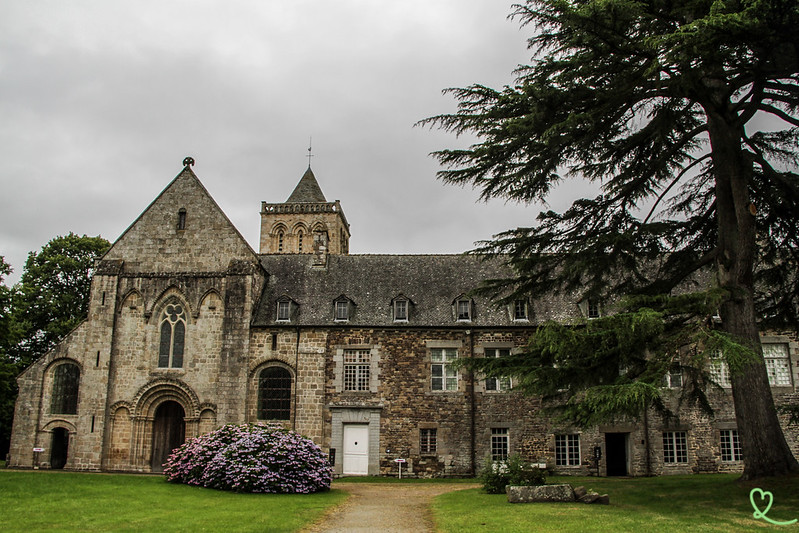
[259,167,350,262]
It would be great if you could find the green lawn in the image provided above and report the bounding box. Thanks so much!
[433,474,799,532]
[4,470,798,532]
[0,469,346,532]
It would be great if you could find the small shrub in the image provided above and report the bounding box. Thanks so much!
[479,454,546,494]
[163,422,332,493]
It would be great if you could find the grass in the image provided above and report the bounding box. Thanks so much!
[433,473,799,532]
[336,475,477,483]
[4,469,798,532]
[0,469,347,532]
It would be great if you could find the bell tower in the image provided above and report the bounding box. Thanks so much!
[259,166,350,260]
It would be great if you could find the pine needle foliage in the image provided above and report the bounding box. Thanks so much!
[423,0,799,478]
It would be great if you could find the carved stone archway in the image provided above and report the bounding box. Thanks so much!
[128,379,200,472]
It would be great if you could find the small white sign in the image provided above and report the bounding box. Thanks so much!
[394,458,406,463]
[33,447,44,452]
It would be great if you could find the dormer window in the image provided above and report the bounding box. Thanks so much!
[513,299,528,321]
[334,296,354,322]
[456,298,472,321]
[177,208,187,231]
[587,300,600,319]
[277,301,290,321]
[394,300,408,322]
[335,300,349,321]
[276,297,296,322]
[392,295,412,322]
[579,297,601,319]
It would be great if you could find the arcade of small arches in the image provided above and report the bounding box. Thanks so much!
[271,222,330,254]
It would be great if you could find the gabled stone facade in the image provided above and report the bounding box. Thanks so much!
[9,161,799,476]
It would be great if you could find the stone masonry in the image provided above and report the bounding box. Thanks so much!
[9,161,799,477]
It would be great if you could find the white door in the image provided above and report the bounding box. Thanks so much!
[343,424,369,475]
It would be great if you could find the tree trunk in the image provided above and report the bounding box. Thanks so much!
[708,110,799,479]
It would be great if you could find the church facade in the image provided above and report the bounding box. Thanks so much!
[9,160,799,476]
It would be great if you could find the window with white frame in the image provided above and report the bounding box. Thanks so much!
[763,343,792,386]
[587,299,600,319]
[720,429,742,462]
[513,300,528,321]
[484,348,512,391]
[663,431,688,463]
[491,428,509,461]
[431,348,458,391]
[277,300,291,322]
[709,350,731,387]
[335,300,350,322]
[343,349,371,391]
[663,364,682,388]
[555,434,580,466]
[420,428,437,454]
[394,299,408,322]
[456,299,472,321]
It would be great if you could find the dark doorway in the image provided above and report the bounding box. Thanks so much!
[150,401,185,472]
[50,427,69,469]
[605,432,628,476]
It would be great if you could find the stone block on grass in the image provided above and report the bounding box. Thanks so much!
[507,484,575,503]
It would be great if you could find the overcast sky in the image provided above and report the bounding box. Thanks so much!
[0,1,571,284]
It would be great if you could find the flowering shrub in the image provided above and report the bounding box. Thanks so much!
[479,454,546,494]
[163,423,332,493]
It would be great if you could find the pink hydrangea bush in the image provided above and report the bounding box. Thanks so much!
[163,423,332,493]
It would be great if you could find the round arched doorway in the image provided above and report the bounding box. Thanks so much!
[50,427,70,469]
[150,401,185,472]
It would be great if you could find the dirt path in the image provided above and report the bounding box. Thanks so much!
[302,483,479,533]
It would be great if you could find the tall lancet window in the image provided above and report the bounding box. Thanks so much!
[159,302,186,368]
[50,363,80,414]
[177,208,187,230]
[297,230,304,253]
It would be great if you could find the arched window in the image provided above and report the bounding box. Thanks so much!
[159,302,186,368]
[257,367,292,420]
[297,230,304,253]
[278,230,284,252]
[51,363,80,414]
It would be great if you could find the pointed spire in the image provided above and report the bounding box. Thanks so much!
[286,167,327,203]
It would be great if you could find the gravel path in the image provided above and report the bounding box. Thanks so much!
[301,483,480,533]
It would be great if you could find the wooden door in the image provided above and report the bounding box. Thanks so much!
[150,401,185,472]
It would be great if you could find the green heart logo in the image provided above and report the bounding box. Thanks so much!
[750,488,773,519]
[750,488,797,526]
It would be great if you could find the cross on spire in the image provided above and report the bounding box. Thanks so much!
[306,137,314,168]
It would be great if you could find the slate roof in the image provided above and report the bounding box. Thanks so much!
[286,167,327,203]
[253,254,578,327]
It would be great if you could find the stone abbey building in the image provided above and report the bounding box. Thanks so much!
[9,160,799,476]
